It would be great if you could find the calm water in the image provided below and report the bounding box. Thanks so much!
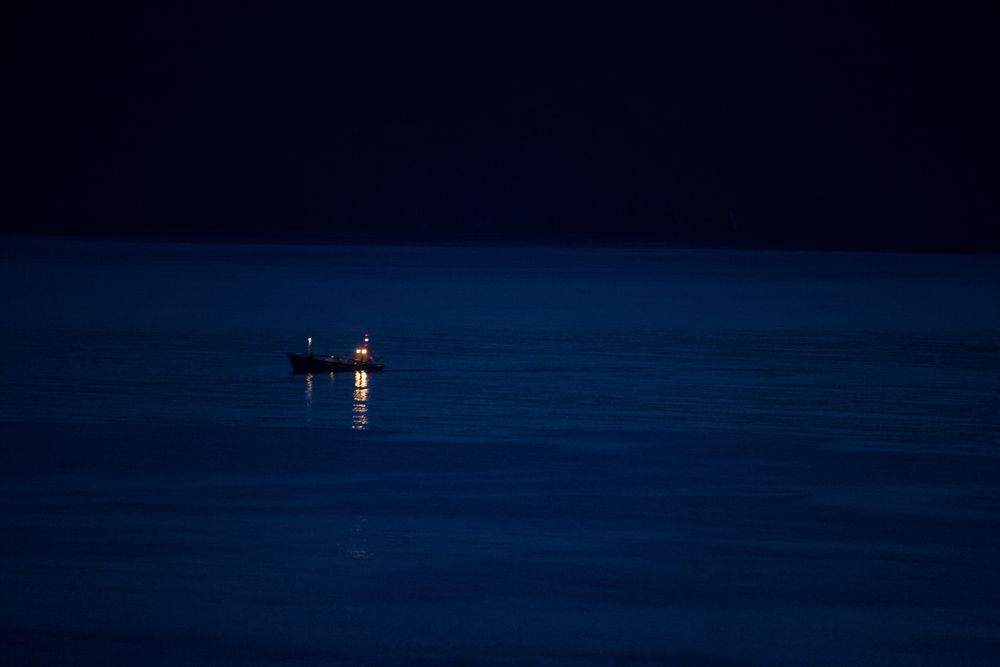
[3,238,999,447]
[2,237,1000,665]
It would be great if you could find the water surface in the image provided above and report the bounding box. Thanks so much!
[2,237,999,665]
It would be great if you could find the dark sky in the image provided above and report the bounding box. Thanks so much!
[4,2,998,250]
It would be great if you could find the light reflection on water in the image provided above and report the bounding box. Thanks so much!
[301,370,371,430]
[347,518,370,560]
[353,371,369,431]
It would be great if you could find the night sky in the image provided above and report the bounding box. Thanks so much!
[4,2,999,251]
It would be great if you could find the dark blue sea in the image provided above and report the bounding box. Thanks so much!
[2,237,1000,665]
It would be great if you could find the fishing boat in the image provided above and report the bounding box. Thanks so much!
[288,333,384,373]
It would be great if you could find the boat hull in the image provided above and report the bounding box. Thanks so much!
[288,352,384,374]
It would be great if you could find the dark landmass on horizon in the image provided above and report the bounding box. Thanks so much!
[4,3,998,252]
[6,231,1000,256]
